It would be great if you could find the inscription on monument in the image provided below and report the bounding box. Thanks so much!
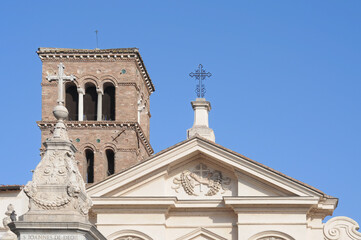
[21,234,84,240]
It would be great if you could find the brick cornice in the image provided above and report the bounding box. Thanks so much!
[117,82,140,92]
[37,47,155,94]
[37,121,154,155]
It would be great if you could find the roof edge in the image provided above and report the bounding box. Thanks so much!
[87,136,333,199]
[36,47,155,93]
[0,185,23,191]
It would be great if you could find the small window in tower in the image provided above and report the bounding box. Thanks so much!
[84,83,97,121]
[85,149,94,183]
[102,83,115,121]
[65,82,78,121]
[106,149,115,176]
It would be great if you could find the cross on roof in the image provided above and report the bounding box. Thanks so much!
[46,63,75,105]
[189,64,212,98]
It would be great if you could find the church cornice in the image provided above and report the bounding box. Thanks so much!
[37,47,155,94]
[37,121,154,155]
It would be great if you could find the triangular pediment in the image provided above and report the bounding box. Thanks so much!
[88,137,326,200]
[176,227,227,240]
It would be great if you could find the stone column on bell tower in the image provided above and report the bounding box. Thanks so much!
[96,88,103,121]
[77,87,84,121]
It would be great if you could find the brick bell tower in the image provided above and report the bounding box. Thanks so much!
[37,48,155,184]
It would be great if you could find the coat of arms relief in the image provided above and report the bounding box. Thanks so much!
[172,163,231,196]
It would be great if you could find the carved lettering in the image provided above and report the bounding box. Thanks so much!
[21,235,82,240]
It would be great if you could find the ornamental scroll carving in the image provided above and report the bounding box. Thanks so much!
[324,216,361,240]
[172,163,231,196]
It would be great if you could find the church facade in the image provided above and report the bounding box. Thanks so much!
[0,48,360,240]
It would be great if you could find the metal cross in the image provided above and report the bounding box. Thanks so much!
[189,64,212,98]
[193,163,210,192]
[95,30,99,49]
[46,63,75,105]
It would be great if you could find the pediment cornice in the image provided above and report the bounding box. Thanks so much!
[87,137,337,216]
[176,227,227,240]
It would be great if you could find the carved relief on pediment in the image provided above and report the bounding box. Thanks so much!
[117,237,143,240]
[172,163,231,197]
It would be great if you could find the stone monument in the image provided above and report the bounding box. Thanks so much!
[8,63,106,240]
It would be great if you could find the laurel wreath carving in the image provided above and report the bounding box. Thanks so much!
[172,164,231,196]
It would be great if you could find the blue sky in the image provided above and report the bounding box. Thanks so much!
[0,1,360,224]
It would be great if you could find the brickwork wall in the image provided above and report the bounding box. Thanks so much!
[116,85,137,122]
[39,54,154,184]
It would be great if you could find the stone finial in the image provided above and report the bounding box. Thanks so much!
[2,204,14,230]
[187,98,215,142]
[1,204,17,240]
[22,64,92,223]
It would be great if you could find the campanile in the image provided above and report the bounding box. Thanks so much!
[37,48,154,184]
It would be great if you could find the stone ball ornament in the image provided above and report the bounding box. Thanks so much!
[53,104,68,120]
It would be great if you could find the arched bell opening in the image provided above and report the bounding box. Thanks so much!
[102,83,115,121]
[106,149,115,176]
[85,149,94,183]
[65,82,78,121]
[84,83,98,121]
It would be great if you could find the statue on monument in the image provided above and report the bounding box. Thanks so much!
[1,205,17,240]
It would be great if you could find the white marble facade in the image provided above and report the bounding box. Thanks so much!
[85,136,359,240]
[1,137,360,240]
